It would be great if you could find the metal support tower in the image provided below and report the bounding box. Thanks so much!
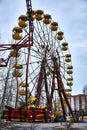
[25,0,33,111]
[26,0,33,45]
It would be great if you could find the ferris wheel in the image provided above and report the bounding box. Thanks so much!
[0,0,74,121]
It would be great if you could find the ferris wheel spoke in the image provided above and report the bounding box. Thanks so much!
[34,24,45,46]
[39,22,50,46]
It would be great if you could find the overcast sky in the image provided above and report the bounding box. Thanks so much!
[0,0,87,95]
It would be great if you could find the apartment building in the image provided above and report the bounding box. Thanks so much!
[70,94,87,111]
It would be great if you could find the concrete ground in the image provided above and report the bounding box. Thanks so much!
[1,120,87,130]
[2,122,87,130]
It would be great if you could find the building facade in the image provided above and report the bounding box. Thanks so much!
[71,94,87,111]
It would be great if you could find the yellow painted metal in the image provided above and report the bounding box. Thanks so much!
[64,104,68,107]
[55,111,63,115]
[67,70,73,74]
[66,93,72,97]
[19,82,29,87]
[51,22,58,26]
[61,46,68,51]
[10,51,21,57]
[67,77,73,81]
[57,35,63,40]
[35,10,43,21]
[65,58,71,62]
[12,71,22,77]
[28,97,37,101]
[50,114,55,118]
[67,65,73,69]
[65,54,71,58]
[35,9,43,15]
[65,88,72,92]
[39,106,47,109]
[51,26,57,31]
[37,114,44,117]
[12,26,22,33]
[50,22,58,31]
[44,14,51,19]
[13,63,23,69]
[67,82,73,86]
[56,104,62,108]
[18,90,26,95]
[62,42,68,46]
[18,21,28,28]
[12,33,22,40]
[43,14,51,24]
[43,19,51,24]
[18,15,28,21]
[35,15,43,21]
[57,31,64,35]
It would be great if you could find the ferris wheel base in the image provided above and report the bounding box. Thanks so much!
[3,105,76,123]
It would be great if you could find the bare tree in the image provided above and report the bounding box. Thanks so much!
[83,85,87,111]
[83,85,87,95]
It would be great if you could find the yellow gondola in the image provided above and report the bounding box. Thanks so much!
[39,106,47,109]
[35,15,43,21]
[57,31,64,35]
[55,111,63,115]
[67,77,73,81]
[67,82,73,86]
[12,26,22,33]
[18,21,28,28]
[62,42,68,46]
[62,46,68,51]
[10,51,21,57]
[18,15,28,21]
[12,33,22,40]
[19,82,29,87]
[12,71,22,77]
[65,88,72,92]
[28,97,37,101]
[43,14,51,24]
[65,54,71,58]
[18,90,26,95]
[57,35,63,40]
[66,93,72,97]
[51,22,58,31]
[56,104,62,108]
[13,63,23,69]
[67,65,73,69]
[67,70,73,74]
[65,58,71,62]
[35,9,43,15]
